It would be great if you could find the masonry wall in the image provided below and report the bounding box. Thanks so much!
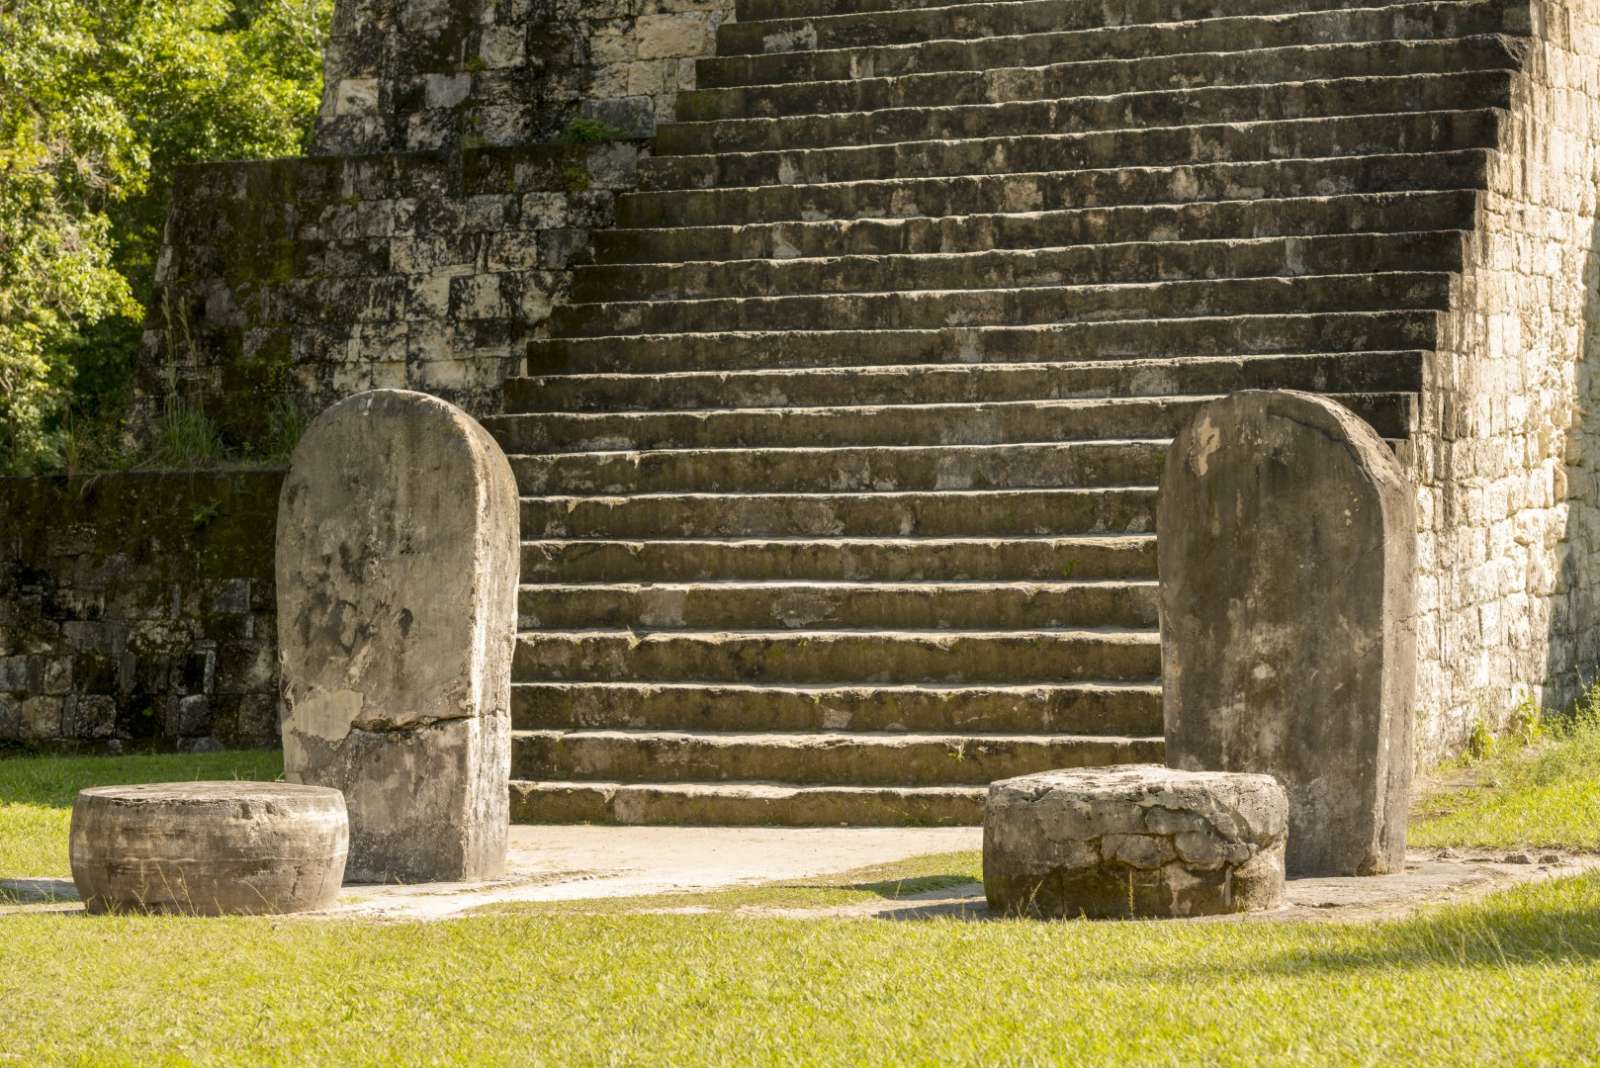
[135,142,638,448]
[0,472,284,750]
[314,0,734,155]
[134,0,738,452]
[1410,0,1600,759]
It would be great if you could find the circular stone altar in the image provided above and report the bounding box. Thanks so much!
[984,764,1288,919]
[69,782,349,916]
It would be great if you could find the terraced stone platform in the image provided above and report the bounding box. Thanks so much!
[485,0,1530,824]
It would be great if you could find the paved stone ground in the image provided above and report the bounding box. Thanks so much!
[3,828,1593,923]
[0,826,976,918]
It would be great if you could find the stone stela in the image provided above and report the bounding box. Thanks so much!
[1158,391,1418,878]
[276,389,519,884]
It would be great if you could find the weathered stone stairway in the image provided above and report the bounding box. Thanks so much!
[483,0,1527,823]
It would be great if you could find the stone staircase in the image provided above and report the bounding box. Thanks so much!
[483,0,1527,824]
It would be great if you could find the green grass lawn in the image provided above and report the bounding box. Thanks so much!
[4,730,1600,1065]
[1411,709,1600,850]
[2,874,1599,1063]
[0,749,283,880]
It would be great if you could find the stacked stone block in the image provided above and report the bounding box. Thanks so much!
[314,0,734,155]
[136,143,638,449]
[0,474,282,749]
[1412,0,1600,751]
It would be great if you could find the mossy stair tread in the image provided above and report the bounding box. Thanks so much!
[505,352,1426,414]
[695,1,1515,88]
[657,72,1513,155]
[573,231,1468,300]
[679,36,1520,118]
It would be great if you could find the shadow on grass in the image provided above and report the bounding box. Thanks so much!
[1085,876,1600,980]
[832,873,979,901]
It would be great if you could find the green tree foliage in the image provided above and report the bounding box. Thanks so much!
[0,0,331,473]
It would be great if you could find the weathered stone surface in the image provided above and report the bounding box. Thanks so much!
[134,144,639,449]
[1159,391,1416,876]
[278,389,518,882]
[311,0,729,155]
[983,764,1287,919]
[0,472,283,749]
[69,781,347,915]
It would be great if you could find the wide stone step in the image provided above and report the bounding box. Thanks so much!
[508,441,1165,495]
[551,272,1454,337]
[610,182,1481,254]
[512,679,1163,733]
[509,779,988,825]
[491,394,1410,459]
[505,352,1426,414]
[679,35,1521,120]
[513,628,1162,683]
[520,487,1156,538]
[696,2,1518,89]
[617,161,1483,238]
[575,231,1465,302]
[517,580,1160,630]
[527,310,1438,374]
[721,0,1467,53]
[493,398,1195,453]
[518,535,1158,583]
[659,72,1512,155]
[641,109,1500,190]
[735,0,1445,26]
[511,729,1165,787]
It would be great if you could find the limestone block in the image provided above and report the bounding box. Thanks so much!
[277,389,518,882]
[332,78,381,116]
[69,782,348,915]
[983,765,1287,919]
[635,13,711,59]
[1159,390,1416,876]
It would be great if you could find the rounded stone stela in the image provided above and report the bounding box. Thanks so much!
[69,781,349,916]
[983,764,1288,920]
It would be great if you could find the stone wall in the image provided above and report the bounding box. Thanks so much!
[135,142,637,449]
[314,0,734,156]
[1409,0,1600,758]
[0,472,283,750]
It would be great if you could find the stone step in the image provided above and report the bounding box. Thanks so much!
[696,2,1520,89]
[658,72,1513,155]
[734,0,1449,27]
[509,440,1166,495]
[499,396,1190,454]
[518,534,1157,583]
[575,231,1465,303]
[609,182,1481,255]
[527,310,1438,375]
[512,679,1163,733]
[507,352,1425,415]
[517,579,1160,630]
[551,272,1454,337]
[512,628,1163,683]
[641,109,1500,190]
[491,393,1411,459]
[509,779,988,825]
[511,729,1165,787]
[678,35,1522,120]
[494,397,1194,452]
[521,486,1154,539]
[722,0,1473,53]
